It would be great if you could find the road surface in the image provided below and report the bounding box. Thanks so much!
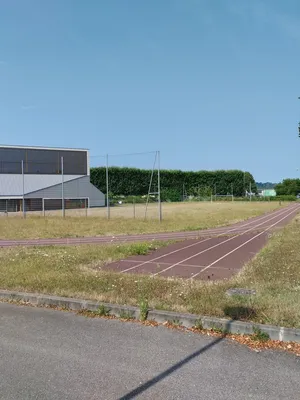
[0,303,299,399]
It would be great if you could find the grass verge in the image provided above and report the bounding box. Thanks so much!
[0,202,282,239]
[0,217,300,328]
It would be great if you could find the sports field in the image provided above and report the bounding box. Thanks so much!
[0,201,283,240]
[0,212,299,328]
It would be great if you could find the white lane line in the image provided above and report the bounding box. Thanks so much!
[191,205,300,279]
[152,204,299,277]
[120,237,213,273]
[120,204,296,274]
[119,259,207,269]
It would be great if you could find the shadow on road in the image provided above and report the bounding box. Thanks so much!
[118,329,228,400]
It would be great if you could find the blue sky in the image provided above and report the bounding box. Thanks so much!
[0,0,299,182]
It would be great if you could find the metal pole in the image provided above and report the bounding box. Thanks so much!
[145,152,157,220]
[133,199,136,219]
[231,183,234,202]
[106,154,110,219]
[61,157,65,217]
[42,198,45,218]
[157,151,162,222]
[22,160,26,218]
[243,171,246,197]
[250,182,252,202]
[85,198,88,218]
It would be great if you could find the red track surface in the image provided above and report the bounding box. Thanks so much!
[0,204,299,248]
[102,204,300,281]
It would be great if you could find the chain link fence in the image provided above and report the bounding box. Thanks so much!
[0,151,162,220]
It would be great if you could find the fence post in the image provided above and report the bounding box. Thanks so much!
[133,199,136,219]
[22,160,26,218]
[42,198,45,218]
[157,150,162,222]
[61,157,65,218]
[106,154,110,219]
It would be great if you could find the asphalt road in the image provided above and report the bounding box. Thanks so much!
[0,303,299,400]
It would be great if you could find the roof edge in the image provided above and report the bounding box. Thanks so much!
[0,144,89,152]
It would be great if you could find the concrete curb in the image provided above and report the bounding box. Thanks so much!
[1,290,300,343]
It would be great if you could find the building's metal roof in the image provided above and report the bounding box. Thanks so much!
[0,174,83,196]
[0,144,89,151]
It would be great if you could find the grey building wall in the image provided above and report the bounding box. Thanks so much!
[0,174,82,196]
[25,176,105,207]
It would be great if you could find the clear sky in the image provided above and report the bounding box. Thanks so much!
[0,0,299,182]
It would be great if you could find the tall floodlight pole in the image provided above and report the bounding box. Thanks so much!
[106,154,110,219]
[157,150,162,222]
[61,157,65,218]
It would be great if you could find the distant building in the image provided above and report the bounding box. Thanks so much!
[0,145,105,212]
[259,189,276,197]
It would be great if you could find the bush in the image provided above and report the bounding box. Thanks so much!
[272,195,296,201]
[160,189,182,202]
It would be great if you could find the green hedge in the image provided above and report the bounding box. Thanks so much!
[272,195,297,201]
[90,167,257,198]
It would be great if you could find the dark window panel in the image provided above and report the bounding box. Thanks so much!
[0,148,87,175]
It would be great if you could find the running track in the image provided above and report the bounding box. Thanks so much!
[102,203,300,281]
[0,203,299,248]
[0,204,299,281]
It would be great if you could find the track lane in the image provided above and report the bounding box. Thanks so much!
[103,204,300,280]
[0,204,297,247]
[118,204,297,273]
[152,204,299,276]
[191,204,300,280]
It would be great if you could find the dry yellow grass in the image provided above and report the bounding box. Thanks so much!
[1,217,300,328]
[0,201,282,240]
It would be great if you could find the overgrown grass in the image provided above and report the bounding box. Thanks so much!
[0,241,167,297]
[1,218,300,328]
[0,202,282,239]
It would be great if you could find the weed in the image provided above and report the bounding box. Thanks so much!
[129,243,153,256]
[210,324,228,335]
[95,305,110,317]
[139,298,149,321]
[168,319,182,327]
[252,327,270,342]
[193,319,203,330]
